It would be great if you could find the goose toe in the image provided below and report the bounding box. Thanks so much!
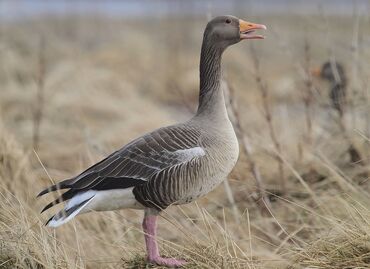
[148,256,186,267]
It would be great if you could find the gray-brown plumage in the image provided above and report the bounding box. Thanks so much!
[313,61,364,166]
[38,15,266,267]
[318,61,347,116]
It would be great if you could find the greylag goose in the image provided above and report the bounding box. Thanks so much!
[312,61,346,116]
[38,15,266,267]
[312,61,364,165]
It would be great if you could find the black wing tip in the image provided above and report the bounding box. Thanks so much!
[45,215,54,226]
[37,189,48,198]
[40,190,76,214]
[40,202,53,214]
[37,185,57,198]
[37,179,74,198]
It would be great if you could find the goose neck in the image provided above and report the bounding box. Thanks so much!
[197,40,224,117]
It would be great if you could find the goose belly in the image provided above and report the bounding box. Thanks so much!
[133,126,240,209]
[189,173,229,203]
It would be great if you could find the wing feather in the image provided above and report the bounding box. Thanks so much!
[40,124,204,195]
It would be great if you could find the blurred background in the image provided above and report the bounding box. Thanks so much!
[0,1,370,268]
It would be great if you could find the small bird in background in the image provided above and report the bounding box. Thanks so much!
[38,15,266,267]
[311,61,347,117]
[312,61,364,165]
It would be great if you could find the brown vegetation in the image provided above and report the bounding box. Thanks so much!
[0,13,369,268]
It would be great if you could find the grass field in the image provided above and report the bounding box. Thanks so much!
[0,10,370,269]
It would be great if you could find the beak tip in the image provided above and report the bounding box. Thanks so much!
[310,68,321,77]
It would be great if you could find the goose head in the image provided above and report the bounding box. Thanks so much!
[204,15,266,50]
[312,61,346,85]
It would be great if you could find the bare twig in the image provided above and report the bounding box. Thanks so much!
[346,9,365,166]
[32,36,46,150]
[249,44,286,194]
[222,180,240,224]
[350,7,360,131]
[222,78,272,215]
[302,37,314,149]
[297,37,330,183]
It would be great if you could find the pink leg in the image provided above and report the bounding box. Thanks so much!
[142,210,186,267]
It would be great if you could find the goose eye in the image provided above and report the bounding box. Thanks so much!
[225,19,231,24]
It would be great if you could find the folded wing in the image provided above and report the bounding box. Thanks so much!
[38,124,204,211]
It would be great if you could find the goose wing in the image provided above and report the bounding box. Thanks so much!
[39,124,204,196]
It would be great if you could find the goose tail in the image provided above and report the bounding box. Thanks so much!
[37,178,73,197]
[46,191,96,227]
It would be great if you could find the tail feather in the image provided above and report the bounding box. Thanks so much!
[40,189,77,213]
[45,215,55,226]
[37,178,73,197]
[46,193,95,227]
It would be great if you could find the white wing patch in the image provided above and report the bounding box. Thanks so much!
[65,190,97,211]
[47,192,96,228]
[47,200,91,228]
[173,147,205,162]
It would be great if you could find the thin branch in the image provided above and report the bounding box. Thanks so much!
[222,78,272,215]
[32,36,46,151]
[302,36,314,150]
[249,44,286,194]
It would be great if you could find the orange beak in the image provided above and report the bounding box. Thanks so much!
[239,19,267,40]
[310,67,321,77]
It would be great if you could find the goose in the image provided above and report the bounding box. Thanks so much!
[38,15,266,267]
[312,61,364,165]
[312,61,346,116]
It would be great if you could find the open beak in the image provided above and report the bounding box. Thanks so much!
[239,19,267,40]
[310,67,321,77]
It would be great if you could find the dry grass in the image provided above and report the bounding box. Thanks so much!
[291,197,370,268]
[0,11,370,269]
